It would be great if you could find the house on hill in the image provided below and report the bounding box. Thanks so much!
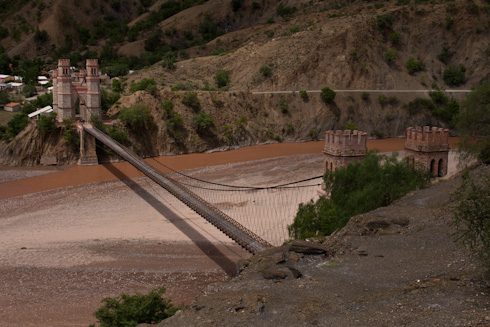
[4,102,21,112]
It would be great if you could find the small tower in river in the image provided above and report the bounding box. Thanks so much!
[404,126,449,177]
[323,129,368,172]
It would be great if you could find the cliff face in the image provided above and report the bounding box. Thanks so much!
[0,123,79,166]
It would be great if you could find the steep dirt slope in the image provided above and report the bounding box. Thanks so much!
[153,169,490,327]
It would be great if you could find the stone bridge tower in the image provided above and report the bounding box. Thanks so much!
[323,129,368,172]
[404,126,449,177]
[51,59,101,122]
[56,59,74,121]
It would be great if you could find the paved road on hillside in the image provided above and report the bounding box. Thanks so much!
[252,89,472,94]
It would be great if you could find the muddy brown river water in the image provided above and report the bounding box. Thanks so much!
[0,138,459,200]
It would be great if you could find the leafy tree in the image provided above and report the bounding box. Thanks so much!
[22,84,37,97]
[443,65,466,87]
[0,91,9,105]
[6,113,29,138]
[277,3,297,20]
[102,64,129,77]
[182,91,200,110]
[192,111,214,134]
[320,87,336,103]
[34,28,49,43]
[405,97,435,115]
[129,78,156,93]
[118,105,156,133]
[37,112,57,136]
[457,82,490,163]
[289,152,431,239]
[214,70,229,88]
[90,285,177,327]
[384,49,398,65]
[405,57,425,74]
[112,79,124,93]
[101,89,120,113]
[376,14,395,30]
[63,118,80,151]
[300,90,308,100]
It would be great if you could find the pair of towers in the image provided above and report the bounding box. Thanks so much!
[322,126,449,177]
[52,59,101,122]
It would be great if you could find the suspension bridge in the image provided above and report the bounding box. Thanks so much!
[80,122,322,254]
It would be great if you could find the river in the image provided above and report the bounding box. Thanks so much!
[0,137,459,200]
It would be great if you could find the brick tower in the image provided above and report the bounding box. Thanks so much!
[56,59,74,121]
[84,59,101,120]
[404,126,450,177]
[323,129,368,172]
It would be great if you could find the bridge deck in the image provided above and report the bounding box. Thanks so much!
[81,123,271,254]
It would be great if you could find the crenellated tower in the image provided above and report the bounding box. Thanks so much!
[57,59,74,121]
[84,59,101,120]
[323,129,368,172]
[404,126,450,177]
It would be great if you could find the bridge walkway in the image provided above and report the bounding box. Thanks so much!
[80,122,271,254]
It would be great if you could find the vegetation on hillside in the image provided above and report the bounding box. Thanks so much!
[89,285,178,327]
[289,152,431,239]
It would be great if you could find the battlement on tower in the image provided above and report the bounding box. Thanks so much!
[405,126,449,152]
[323,129,367,157]
[86,59,98,67]
[58,59,70,67]
[51,70,58,78]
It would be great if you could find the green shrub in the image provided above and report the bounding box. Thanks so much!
[453,169,490,276]
[437,46,452,64]
[118,105,156,133]
[320,87,336,103]
[182,91,200,110]
[443,65,466,87]
[0,91,10,105]
[6,113,29,139]
[378,94,388,107]
[299,90,308,100]
[63,119,79,150]
[37,112,57,136]
[377,14,395,30]
[361,92,370,100]
[384,49,398,65]
[429,90,449,105]
[129,78,156,93]
[309,129,319,139]
[101,89,120,113]
[90,285,177,327]
[390,32,400,45]
[387,96,399,105]
[289,25,300,33]
[279,98,289,114]
[259,65,272,78]
[405,57,425,74]
[277,3,297,20]
[214,70,229,88]
[108,126,130,146]
[344,122,359,131]
[192,111,214,134]
[405,97,435,115]
[288,152,431,239]
[112,79,124,93]
[265,30,274,38]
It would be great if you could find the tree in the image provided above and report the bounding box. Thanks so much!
[320,87,336,103]
[457,82,490,163]
[214,70,229,88]
[288,152,431,239]
[37,112,57,136]
[182,91,200,110]
[192,111,214,134]
[259,65,272,78]
[118,105,156,133]
[443,65,466,87]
